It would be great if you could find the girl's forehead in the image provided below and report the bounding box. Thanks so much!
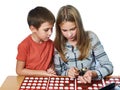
[60,21,76,30]
[60,21,75,26]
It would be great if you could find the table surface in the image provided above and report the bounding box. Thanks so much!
[0,76,24,90]
[0,75,119,90]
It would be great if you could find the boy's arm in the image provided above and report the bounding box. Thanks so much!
[46,58,57,75]
[16,60,56,76]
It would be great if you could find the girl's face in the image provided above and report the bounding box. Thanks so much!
[60,21,77,42]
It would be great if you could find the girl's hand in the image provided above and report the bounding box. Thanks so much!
[67,67,79,78]
[78,70,92,83]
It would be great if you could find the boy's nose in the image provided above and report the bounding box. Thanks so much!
[48,30,52,35]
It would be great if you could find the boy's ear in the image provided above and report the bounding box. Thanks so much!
[29,25,37,32]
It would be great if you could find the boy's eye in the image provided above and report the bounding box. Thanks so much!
[44,28,49,32]
[44,28,53,32]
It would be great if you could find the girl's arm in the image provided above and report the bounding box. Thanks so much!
[90,31,113,79]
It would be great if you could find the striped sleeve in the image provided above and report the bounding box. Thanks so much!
[89,31,113,79]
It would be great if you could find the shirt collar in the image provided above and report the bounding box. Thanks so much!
[65,42,77,51]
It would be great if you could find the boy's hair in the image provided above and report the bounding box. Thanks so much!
[27,6,55,29]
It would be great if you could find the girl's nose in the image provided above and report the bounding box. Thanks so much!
[68,31,72,37]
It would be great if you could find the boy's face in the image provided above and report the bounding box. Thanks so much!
[32,22,54,42]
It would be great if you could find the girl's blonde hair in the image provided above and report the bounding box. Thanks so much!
[54,5,91,62]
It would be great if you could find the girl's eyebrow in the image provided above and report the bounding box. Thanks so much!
[61,26,76,31]
[61,29,67,31]
[70,26,76,30]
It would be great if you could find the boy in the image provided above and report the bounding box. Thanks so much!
[16,6,56,76]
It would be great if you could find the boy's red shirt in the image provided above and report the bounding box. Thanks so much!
[16,35,54,70]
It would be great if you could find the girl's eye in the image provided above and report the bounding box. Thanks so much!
[70,27,77,31]
[62,29,67,32]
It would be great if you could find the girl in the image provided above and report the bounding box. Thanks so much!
[54,5,113,83]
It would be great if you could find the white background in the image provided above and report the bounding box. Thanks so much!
[0,0,120,86]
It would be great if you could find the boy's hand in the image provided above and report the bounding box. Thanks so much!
[47,67,57,76]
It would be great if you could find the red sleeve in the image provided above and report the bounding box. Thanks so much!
[16,41,29,62]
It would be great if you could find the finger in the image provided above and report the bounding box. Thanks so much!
[69,75,75,78]
[47,70,56,75]
[69,70,76,76]
[68,72,76,78]
[83,76,91,83]
[49,74,57,76]
[73,67,79,73]
[78,76,87,84]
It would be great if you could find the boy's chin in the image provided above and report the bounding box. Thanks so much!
[43,39,49,42]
